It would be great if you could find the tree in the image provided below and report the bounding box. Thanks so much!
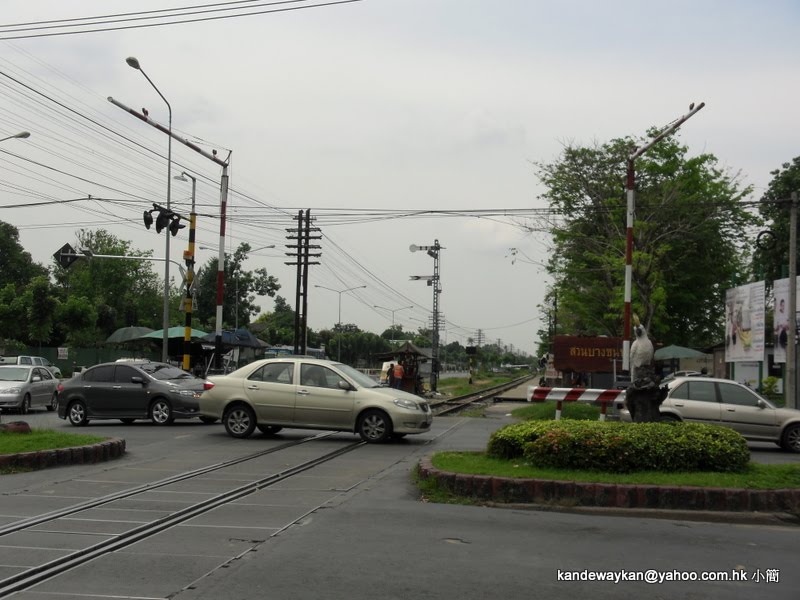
[535,135,754,348]
[0,221,47,291]
[194,243,280,329]
[752,156,800,286]
[53,229,164,336]
[253,295,295,345]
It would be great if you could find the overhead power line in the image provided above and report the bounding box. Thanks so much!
[0,0,365,40]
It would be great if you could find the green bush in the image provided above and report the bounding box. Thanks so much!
[487,420,554,459]
[519,421,750,473]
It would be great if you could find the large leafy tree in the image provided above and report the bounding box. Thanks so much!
[53,229,164,336]
[194,243,280,329]
[752,156,800,286]
[535,135,754,348]
[0,221,47,290]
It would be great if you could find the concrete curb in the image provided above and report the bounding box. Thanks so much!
[0,438,126,472]
[418,455,800,517]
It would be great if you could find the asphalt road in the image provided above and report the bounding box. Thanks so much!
[0,406,796,599]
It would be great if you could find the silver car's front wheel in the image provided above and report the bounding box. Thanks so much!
[357,409,392,443]
[224,405,256,439]
[781,424,800,453]
[150,399,174,425]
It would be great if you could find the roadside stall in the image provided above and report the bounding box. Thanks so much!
[374,341,432,396]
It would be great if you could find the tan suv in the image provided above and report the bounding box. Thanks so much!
[619,376,800,452]
[199,357,433,442]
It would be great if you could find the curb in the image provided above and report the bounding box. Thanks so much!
[418,456,800,518]
[0,438,126,472]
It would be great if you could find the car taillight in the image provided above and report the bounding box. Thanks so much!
[57,383,64,393]
[203,381,215,390]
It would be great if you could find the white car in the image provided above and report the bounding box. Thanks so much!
[200,357,433,443]
[0,356,62,378]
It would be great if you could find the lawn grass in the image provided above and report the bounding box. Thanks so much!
[0,429,106,454]
[437,373,520,398]
[431,450,800,490]
[511,401,600,421]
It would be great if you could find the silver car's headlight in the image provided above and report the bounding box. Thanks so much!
[393,398,419,411]
[3,387,22,394]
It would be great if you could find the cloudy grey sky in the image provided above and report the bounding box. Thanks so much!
[1,0,798,355]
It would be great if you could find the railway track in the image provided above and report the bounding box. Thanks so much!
[431,375,534,416]
[0,432,364,597]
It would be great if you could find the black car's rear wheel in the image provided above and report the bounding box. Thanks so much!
[223,404,256,439]
[67,400,89,426]
[150,399,175,425]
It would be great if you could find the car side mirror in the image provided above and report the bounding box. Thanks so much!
[337,380,354,391]
[131,376,145,385]
[757,398,767,409]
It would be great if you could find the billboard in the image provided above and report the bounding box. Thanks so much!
[553,335,622,373]
[724,281,765,363]
[771,278,800,363]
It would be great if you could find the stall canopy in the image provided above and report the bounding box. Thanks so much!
[654,345,708,361]
[200,328,265,348]
[374,341,432,361]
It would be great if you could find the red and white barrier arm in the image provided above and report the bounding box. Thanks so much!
[526,386,626,421]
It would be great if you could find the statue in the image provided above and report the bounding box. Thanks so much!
[625,314,667,422]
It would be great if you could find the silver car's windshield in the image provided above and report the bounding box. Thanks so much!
[0,367,28,381]
[334,363,381,388]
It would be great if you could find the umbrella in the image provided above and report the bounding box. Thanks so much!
[139,326,208,340]
[654,345,708,361]
[106,326,154,344]
[200,328,264,348]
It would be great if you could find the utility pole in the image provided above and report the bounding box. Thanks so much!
[788,192,798,409]
[286,210,320,355]
[410,240,443,392]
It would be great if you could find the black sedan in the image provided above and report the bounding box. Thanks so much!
[57,360,215,426]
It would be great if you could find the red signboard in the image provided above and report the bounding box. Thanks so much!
[553,335,623,373]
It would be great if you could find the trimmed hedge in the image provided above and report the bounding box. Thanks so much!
[487,420,750,473]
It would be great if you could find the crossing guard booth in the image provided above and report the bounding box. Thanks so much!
[374,341,431,396]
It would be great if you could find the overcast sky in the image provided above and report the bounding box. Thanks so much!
[1,0,798,355]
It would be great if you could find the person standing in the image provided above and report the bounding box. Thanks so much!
[387,363,396,387]
[393,362,405,389]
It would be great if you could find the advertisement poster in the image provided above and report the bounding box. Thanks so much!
[724,282,765,362]
[771,278,800,363]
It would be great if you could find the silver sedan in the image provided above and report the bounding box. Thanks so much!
[619,376,800,453]
[0,365,59,414]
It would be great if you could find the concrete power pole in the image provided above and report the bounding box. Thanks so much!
[787,192,798,409]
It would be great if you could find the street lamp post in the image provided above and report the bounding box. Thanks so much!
[374,305,413,343]
[0,131,30,143]
[314,285,366,361]
[126,56,173,363]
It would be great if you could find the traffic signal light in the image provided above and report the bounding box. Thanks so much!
[168,218,185,236]
[144,203,185,237]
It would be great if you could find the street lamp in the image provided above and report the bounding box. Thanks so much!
[314,284,367,361]
[374,305,413,343]
[127,56,173,363]
[0,131,30,143]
